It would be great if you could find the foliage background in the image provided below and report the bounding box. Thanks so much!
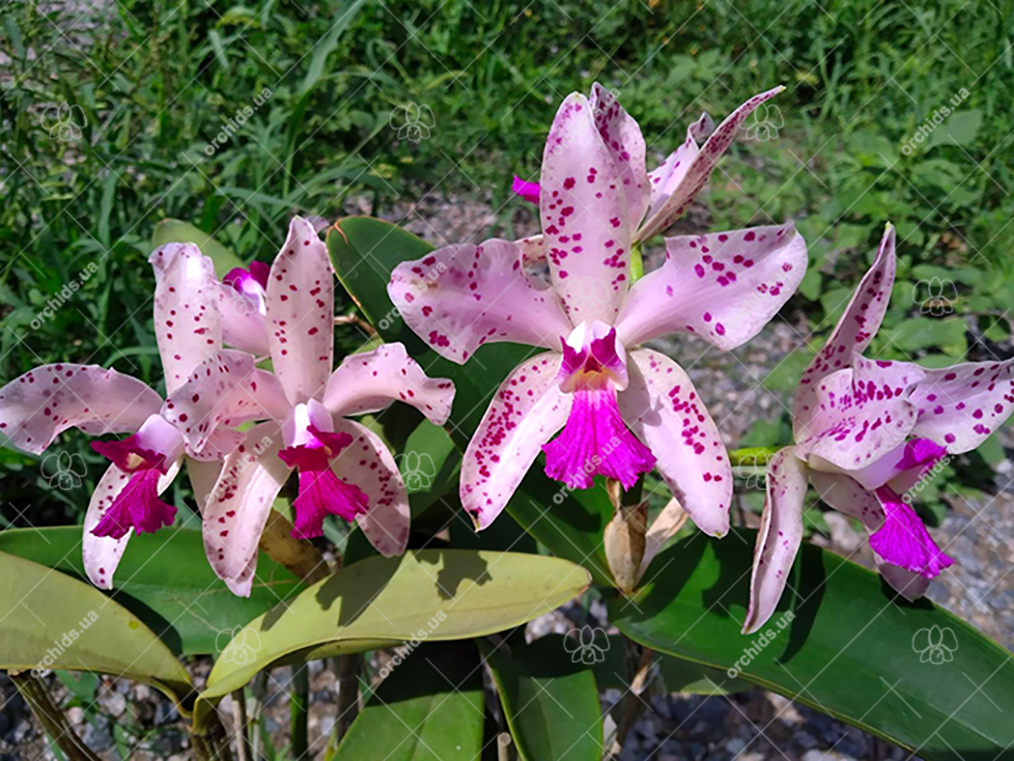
[1,0,1012,529]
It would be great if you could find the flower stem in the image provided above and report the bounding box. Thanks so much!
[629,244,644,282]
[10,671,101,761]
[290,665,309,759]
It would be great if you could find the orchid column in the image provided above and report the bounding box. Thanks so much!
[389,84,807,587]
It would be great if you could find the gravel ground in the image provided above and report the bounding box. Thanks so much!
[3,194,1012,759]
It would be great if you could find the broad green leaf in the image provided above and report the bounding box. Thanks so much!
[482,635,603,761]
[611,529,1014,760]
[196,550,591,729]
[658,657,751,696]
[150,219,244,277]
[882,316,967,356]
[928,109,983,148]
[0,552,193,708]
[0,527,303,655]
[334,642,483,760]
[328,216,614,585]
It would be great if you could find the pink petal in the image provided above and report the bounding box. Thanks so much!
[83,459,180,589]
[266,216,333,404]
[149,243,223,394]
[540,93,634,323]
[217,279,270,356]
[589,83,650,229]
[637,86,784,242]
[186,457,223,514]
[512,175,540,204]
[90,469,177,539]
[163,350,289,455]
[809,470,937,600]
[870,487,953,578]
[828,437,947,492]
[743,446,808,634]
[618,349,731,537]
[795,358,924,471]
[203,423,290,597]
[543,386,655,490]
[517,234,545,266]
[323,343,455,425]
[642,113,713,231]
[0,365,162,455]
[330,417,410,557]
[388,238,572,364]
[794,225,896,426]
[462,353,572,530]
[908,359,1014,454]
[615,222,807,350]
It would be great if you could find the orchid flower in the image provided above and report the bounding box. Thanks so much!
[0,243,238,589]
[388,87,807,575]
[163,217,455,595]
[744,224,1014,633]
[510,83,784,259]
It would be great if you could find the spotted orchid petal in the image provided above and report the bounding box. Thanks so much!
[644,113,713,226]
[794,225,896,427]
[0,365,162,455]
[810,463,952,595]
[615,223,807,350]
[330,417,410,557]
[907,359,1014,453]
[203,423,290,597]
[636,86,785,243]
[266,216,334,404]
[795,357,924,471]
[812,437,947,493]
[323,343,454,424]
[588,83,650,229]
[540,93,634,324]
[618,349,731,537]
[462,353,572,530]
[743,446,808,634]
[163,350,289,455]
[388,239,571,364]
[149,242,223,395]
[83,458,181,589]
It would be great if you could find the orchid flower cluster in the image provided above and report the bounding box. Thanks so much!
[1,85,1009,635]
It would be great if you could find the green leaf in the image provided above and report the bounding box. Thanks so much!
[611,529,1014,760]
[196,550,591,728]
[0,552,193,708]
[883,316,968,356]
[481,635,603,761]
[334,642,483,760]
[328,216,614,585]
[928,109,983,149]
[658,656,751,696]
[0,527,303,655]
[150,219,244,278]
[299,0,366,96]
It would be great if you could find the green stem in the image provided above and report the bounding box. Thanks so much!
[291,665,309,759]
[10,672,101,761]
[727,445,783,467]
[629,243,644,282]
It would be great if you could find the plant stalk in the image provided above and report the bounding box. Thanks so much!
[231,688,251,761]
[10,671,101,761]
[290,665,309,760]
